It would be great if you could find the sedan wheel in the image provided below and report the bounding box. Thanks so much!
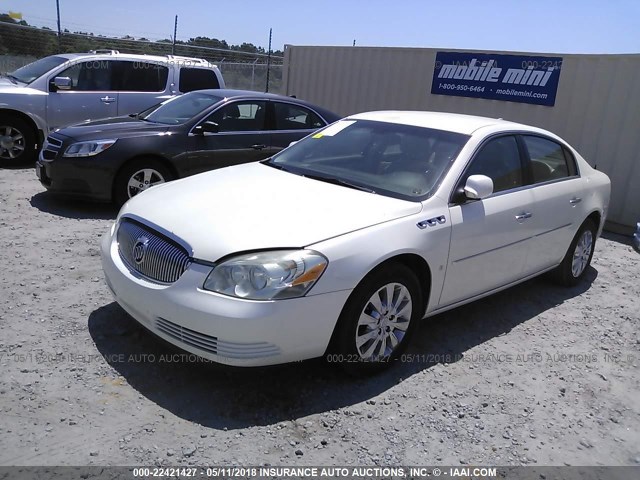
[114,158,174,206]
[551,219,597,287]
[355,283,412,361]
[571,229,593,278]
[127,168,166,198]
[332,263,422,374]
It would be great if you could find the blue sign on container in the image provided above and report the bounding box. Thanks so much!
[431,52,563,106]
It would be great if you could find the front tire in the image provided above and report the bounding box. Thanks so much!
[551,219,597,286]
[332,263,422,375]
[0,114,37,165]
[113,158,174,206]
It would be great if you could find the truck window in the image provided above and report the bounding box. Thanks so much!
[179,68,220,92]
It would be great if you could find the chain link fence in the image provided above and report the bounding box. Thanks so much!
[0,21,283,93]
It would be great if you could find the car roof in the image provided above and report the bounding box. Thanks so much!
[189,89,342,121]
[347,111,531,135]
[198,89,310,101]
[52,52,214,65]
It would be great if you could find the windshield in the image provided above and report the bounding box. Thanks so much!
[141,91,224,124]
[269,119,469,201]
[9,56,69,84]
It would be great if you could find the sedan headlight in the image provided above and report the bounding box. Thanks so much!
[203,250,328,300]
[63,139,117,157]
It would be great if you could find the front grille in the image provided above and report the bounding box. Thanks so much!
[155,317,281,359]
[42,135,63,161]
[117,218,191,284]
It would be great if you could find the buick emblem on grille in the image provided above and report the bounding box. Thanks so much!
[132,236,150,265]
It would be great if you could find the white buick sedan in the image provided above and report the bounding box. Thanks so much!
[101,112,610,373]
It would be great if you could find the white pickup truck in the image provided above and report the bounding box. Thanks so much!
[0,50,225,163]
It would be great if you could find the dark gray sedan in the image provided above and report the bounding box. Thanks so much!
[36,89,340,205]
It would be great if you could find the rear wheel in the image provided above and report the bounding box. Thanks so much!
[114,158,174,206]
[551,219,597,286]
[0,115,37,165]
[331,263,422,375]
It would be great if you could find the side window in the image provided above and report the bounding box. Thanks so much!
[273,102,325,130]
[522,135,577,183]
[466,135,523,193]
[179,68,220,92]
[208,101,266,132]
[116,61,168,92]
[56,61,114,91]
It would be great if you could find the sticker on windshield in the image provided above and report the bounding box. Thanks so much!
[313,120,356,138]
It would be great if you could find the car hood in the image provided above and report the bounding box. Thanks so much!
[57,117,173,140]
[0,80,45,96]
[118,162,423,261]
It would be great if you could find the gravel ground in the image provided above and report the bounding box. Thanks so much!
[0,166,638,467]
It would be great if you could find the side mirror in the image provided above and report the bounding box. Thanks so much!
[194,121,219,135]
[52,76,72,91]
[463,174,494,200]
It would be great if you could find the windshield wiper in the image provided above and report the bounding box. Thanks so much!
[261,159,291,172]
[5,74,21,84]
[301,172,376,193]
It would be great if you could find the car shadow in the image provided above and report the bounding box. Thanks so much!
[0,161,35,170]
[30,191,118,220]
[88,267,597,430]
[601,229,633,247]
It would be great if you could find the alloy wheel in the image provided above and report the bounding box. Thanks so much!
[355,282,412,361]
[127,168,166,198]
[571,230,593,277]
[0,126,25,160]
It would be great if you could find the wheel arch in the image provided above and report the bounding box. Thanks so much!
[585,210,601,231]
[323,252,433,355]
[0,108,44,147]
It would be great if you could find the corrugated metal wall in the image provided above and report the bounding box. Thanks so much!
[283,46,640,231]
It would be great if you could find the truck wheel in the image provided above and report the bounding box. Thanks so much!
[114,158,174,206]
[0,115,37,165]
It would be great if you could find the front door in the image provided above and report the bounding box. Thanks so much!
[182,100,269,176]
[47,60,117,130]
[439,135,534,306]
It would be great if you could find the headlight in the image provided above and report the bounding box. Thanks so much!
[203,250,328,300]
[63,139,117,157]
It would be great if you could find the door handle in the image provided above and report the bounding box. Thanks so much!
[515,212,532,221]
[569,197,582,205]
[251,144,267,150]
[100,96,116,104]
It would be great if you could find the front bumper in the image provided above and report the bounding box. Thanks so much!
[36,155,114,202]
[100,228,350,366]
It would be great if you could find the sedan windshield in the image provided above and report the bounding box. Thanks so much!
[141,92,224,124]
[268,119,469,200]
[9,55,69,84]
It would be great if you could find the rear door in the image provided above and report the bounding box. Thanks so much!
[115,60,171,116]
[439,135,534,307]
[269,101,328,152]
[47,60,117,129]
[182,100,269,175]
[519,135,586,274]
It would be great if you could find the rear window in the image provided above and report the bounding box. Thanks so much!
[179,68,220,92]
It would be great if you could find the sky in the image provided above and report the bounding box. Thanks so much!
[3,0,639,54]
